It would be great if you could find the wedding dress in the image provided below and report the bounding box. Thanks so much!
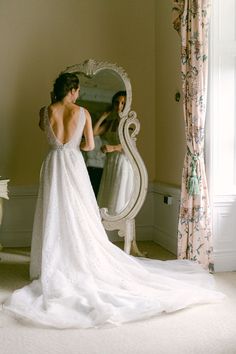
[2,106,224,329]
[97,121,134,215]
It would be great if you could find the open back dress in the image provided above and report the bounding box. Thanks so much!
[2,106,224,329]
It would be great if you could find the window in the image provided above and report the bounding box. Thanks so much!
[210,0,236,195]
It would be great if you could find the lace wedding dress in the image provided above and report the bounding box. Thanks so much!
[2,107,224,329]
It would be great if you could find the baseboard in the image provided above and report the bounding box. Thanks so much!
[152,182,180,256]
[0,251,30,263]
[0,185,38,247]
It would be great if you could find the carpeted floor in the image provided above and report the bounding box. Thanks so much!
[0,241,236,354]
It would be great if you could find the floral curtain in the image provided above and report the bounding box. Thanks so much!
[172,0,213,271]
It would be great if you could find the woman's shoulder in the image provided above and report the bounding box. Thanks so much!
[68,104,90,123]
[77,106,91,119]
[47,103,58,115]
[49,102,78,114]
[69,103,81,116]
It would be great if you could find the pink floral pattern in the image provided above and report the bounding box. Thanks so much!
[172,0,213,271]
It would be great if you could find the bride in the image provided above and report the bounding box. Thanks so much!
[2,73,224,329]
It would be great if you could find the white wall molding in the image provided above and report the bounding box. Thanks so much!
[107,182,180,254]
[0,185,38,247]
[214,249,236,272]
[208,0,236,272]
[0,184,155,247]
[151,182,180,256]
[0,183,170,246]
[151,182,181,198]
[214,194,236,205]
[213,196,236,271]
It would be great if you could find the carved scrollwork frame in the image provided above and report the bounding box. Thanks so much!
[63,59,148,254]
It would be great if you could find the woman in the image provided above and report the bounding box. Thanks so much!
[2,73,224,329]
[95,91,134,215]
[93,91,126,154]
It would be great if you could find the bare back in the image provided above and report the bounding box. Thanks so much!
[48,102,80,145]
[39,102,94,151]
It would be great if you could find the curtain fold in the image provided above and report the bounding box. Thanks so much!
[172,0,213,271]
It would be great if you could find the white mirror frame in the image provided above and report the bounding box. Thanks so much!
[63,59,148,256]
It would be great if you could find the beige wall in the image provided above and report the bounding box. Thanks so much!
[0,0,185,188]
[155,0,185,187]
[0,0,156,185]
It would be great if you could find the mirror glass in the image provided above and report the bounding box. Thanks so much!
[74,69,134,216]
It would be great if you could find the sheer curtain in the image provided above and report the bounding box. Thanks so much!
[172,0,213,271]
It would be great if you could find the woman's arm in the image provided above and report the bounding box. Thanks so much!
[80,109,95,151]
[93,112,110,136]
[101,144,123,153]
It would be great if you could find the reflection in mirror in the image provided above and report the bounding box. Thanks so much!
[95,91,134,216]
[75,70,134,215]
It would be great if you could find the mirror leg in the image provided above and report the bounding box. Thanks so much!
[123,219,148,257]
[124,219,133,254]
[131,239,148,257]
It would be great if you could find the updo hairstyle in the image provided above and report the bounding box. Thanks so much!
[53,73,79,102]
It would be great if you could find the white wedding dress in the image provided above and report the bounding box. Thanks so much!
[97,122,134,215]
[2,106,224,329]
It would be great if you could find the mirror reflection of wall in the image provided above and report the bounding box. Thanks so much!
[76,69,126,121]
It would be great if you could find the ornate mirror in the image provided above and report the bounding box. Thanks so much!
[63,59,148,256]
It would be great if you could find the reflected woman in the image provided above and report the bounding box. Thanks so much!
[94,91,134,215]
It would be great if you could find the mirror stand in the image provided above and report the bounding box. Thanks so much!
[100,109,148,257]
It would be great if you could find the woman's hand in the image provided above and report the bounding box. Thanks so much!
[101,144,122,153]
[101,144,114,153]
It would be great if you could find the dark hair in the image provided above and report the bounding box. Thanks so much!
[53,73,79,102]
[111,91,127,108]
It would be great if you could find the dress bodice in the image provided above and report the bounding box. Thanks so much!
[103,130,120,145]
[102,118,120,146]
[43,106,86,150]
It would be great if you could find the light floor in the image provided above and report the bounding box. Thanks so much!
[0,241,236,354]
